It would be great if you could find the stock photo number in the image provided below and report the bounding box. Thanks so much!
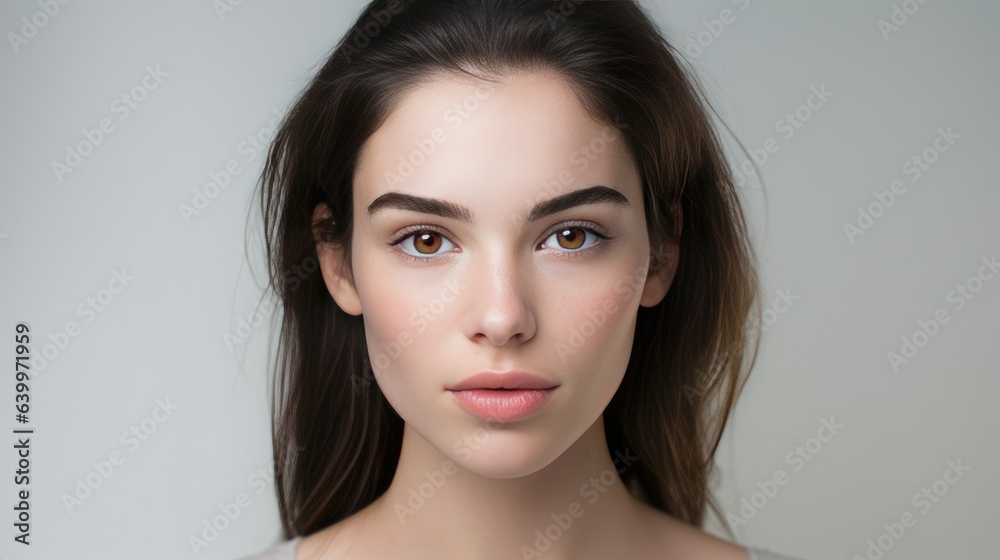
[13,322,33,545]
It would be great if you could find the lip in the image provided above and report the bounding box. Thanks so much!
[447,371,559,391]
[446,372,559,422]
[448,388,557,422]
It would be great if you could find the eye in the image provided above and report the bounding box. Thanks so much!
[389,221,613,262]
[391,227,457,259]
[540,224,609,254]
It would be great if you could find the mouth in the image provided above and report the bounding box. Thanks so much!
[447,387,558,422]
[447,371,559,391]
[446,371,560,421]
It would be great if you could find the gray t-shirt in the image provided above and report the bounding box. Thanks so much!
[235,536,807,560]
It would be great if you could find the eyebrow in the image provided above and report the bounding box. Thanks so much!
[366,185,630,225]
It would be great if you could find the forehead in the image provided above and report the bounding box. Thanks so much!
[353,69,640,219]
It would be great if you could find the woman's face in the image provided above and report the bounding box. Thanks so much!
[315,69,676,478]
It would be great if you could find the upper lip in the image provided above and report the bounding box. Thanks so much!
[447,371,559,391]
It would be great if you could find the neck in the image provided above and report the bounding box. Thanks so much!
[364,415,647,560]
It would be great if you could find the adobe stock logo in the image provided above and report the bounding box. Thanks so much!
[731,84,834,188]
[189,465,275,555]
[843,126,959,244]
[887,254,997,372]
[726,416,843,532]
[7,0,71,54]
[61,398,180,514]
[51,65,169,183]
[553,260,647,364]
[179,107,286,223]
[352,276,466,394]
[381,85,495,189]
[877,0,931,41]
[684,0,752,59]
[394,416,511,524]
[32,268,136,373]
[520,448,638,558]
[851,458,970,560]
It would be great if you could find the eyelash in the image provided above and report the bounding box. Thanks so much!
[388,221,614,264]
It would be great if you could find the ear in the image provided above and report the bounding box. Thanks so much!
[639,204,682,308]
[312,203,363,316]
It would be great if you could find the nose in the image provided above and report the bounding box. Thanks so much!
[463,251,537,347]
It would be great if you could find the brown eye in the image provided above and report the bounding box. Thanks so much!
[554,227,586,250]
[412,231,443,254]
[391,227,456,261]
[540,224,609,254]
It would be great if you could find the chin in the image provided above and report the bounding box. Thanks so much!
[454,449,561,480]
[441,425,570,479]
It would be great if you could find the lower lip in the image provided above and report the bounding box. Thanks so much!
[448,388,557,422]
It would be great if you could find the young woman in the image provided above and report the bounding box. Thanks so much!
[241,1,806,559]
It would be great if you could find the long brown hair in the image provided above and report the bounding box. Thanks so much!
[258,0,760,540]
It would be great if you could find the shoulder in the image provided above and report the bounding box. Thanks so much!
[234,536,302,560]
[292,502,392,560]
[633,505,808,560]
[746,546,809,560]
[628,504,751,560]
[293,516,371,560]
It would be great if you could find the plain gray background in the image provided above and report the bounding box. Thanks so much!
[1,1,996,558]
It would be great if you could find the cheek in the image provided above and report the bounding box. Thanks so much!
[354,263,463,397]
[359,294,427,387]
[548,266,643,377]
[359,278,467,431]
[358,289,430,420]
[354,237,463,343]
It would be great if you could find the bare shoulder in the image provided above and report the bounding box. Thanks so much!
[631,502,751,560]
[295,522,352,560]
[295,507,384,560]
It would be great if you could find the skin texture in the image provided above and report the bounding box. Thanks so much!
[304,69,750,560]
